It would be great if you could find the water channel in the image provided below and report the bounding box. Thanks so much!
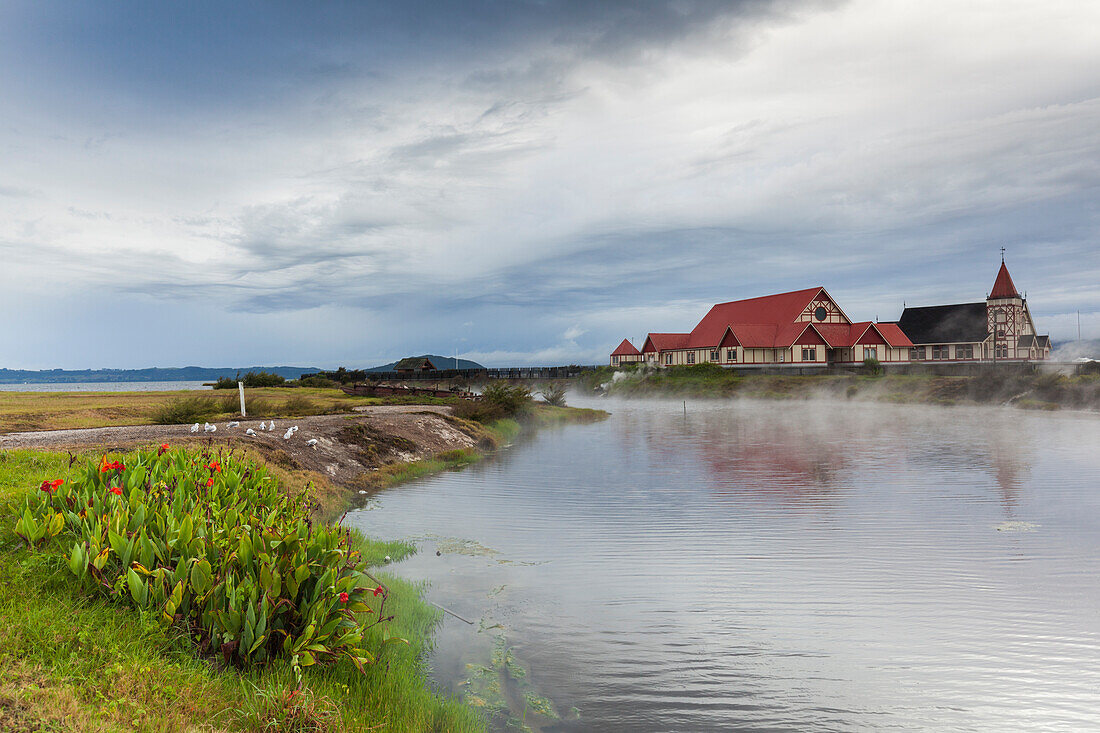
[347,397,1100,731]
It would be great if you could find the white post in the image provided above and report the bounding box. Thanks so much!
[238,381,247,417]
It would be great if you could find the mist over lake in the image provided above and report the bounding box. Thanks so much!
[350,397,1100,732]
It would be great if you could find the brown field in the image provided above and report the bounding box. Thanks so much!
[0,386,457,433]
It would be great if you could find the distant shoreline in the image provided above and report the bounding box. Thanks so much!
[0,365,318,384]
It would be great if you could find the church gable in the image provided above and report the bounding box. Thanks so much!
[797,288,850,325]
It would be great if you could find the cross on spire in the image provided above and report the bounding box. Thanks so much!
[1001,246,1006,263]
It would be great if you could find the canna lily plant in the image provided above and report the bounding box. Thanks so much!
[14,445,401,679]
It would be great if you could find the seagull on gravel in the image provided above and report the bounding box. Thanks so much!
[204,423,216,433]
[245,428,257,437]
[269,420,276,430]
[227,421,239,428]
[283,428,294,440]
[190,423,200,433]
[306,438,318,447]
[290,426,299,433]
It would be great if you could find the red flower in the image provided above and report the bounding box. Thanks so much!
[99,460,125,472]
[339,592,349,603]
[158,444,169,456]
[372,586,384,597]
[108,486,123,496]
[205,478,214,487]
[206,461,222,473]
[39,479,64,494]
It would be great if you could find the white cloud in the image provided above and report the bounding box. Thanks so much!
[0,0,1097,366]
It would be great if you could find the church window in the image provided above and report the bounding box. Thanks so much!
[687,352,695,364]
[864,347,878,361]
[910,347,925,360]
[711,350,720,362]
[727,349,737,362]
[932,345,948,360]
[801,347,816,361]
[995,344,1008,359]
[957,345,974,359]
[612,356,619,365]
[665,353,673,365]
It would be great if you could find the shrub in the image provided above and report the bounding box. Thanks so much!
[212,376,238,390]
[243,371,286,388]
[480,382,532,417]
[298,376,338,389]
[540,384,567,407]
[14,447,395,680]
[150,396,220,425]
[863,357,883,376]
[282,395,320,416]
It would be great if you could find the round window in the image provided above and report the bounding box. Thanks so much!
[815,306,827,321]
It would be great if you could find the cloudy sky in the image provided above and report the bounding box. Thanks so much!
[1,0,1097,369]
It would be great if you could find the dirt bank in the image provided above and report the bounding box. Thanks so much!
[0,405,488,488]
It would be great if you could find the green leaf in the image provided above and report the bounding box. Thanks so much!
[47,512,64,537]
[126,568,148,607]
[67,543,86,578]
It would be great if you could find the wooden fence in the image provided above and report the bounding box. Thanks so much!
[363,365,600,382]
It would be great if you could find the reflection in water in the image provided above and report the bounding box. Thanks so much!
[348,398,1100,732]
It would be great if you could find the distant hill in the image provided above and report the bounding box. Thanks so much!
[367,355,484,372]
[0,366,319,384]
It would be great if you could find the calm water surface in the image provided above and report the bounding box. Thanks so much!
[348,398,1100,732]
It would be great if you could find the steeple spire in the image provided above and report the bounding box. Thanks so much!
[989,258,1019,299]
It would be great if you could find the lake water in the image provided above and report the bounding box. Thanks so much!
[348,397,1100,732]
[0,381,212,392]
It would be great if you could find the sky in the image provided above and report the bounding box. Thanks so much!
[1,0,1098,369]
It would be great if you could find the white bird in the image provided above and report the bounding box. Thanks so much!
[245,428,257,437]
[290,426,299,433]
[283,428,294,440]
[190,423,200,433]
[204,423,216,433]
[306,438,318,447]
[269,420,276,430]
[227,421,239,428]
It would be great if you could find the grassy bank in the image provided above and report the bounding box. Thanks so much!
[0,399,606,731]
[584,363,1100,411]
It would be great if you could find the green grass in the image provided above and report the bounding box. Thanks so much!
[0,449,484,733]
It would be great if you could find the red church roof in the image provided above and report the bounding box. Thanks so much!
[989,261,1019,299]
[687,287,827,348]
[642,333,690,352]
[871,322,914,348]
[611,338,641,356]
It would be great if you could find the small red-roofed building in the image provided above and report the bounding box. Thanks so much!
[610,339,643,366]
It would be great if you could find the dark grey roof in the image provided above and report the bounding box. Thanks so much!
[393,357,436,371]
[898,302,988,345]
[1018,334,1051,349]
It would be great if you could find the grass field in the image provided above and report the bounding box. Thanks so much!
[0,387,461,433]
[0,448,484,733]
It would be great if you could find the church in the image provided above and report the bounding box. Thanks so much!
[610,260,1051,368]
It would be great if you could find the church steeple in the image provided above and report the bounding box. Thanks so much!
[989,259,1019,300]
